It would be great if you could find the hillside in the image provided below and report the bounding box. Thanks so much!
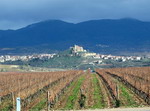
[0,18,150,54]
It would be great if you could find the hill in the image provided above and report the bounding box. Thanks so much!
[0,18,150,55]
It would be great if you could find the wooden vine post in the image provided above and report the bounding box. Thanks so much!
[116,84,119,100]
[47,91,50,111]
[0,89,2,104]
[0,96,1,104]
[12,92,15,109]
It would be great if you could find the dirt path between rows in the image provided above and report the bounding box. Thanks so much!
[68,107,150,111]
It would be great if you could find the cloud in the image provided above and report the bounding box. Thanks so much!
[0,0,150,29]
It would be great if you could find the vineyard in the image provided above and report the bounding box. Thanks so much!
[0,67,150,110]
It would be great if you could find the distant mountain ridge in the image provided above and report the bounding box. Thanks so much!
[0,18,150,55]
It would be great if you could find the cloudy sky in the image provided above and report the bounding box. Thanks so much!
[0,0,150,30]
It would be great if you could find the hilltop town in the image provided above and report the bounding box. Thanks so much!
[70,45,143,61]
[0,45,145,64]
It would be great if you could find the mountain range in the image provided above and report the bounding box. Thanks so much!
[0,18,150,55]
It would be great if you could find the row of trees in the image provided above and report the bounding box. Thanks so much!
[105,67,150,96]
[0,70,83,100]
[96,67,150,105]
[96,70,119,107]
